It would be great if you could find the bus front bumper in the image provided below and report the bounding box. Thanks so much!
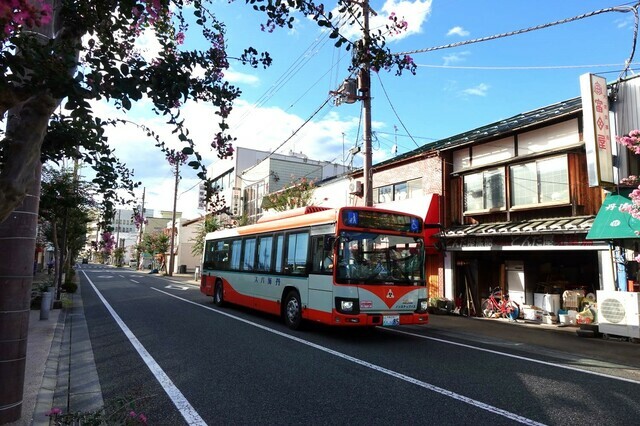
[331,311,429,326]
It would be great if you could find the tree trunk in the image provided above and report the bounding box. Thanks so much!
[0,164,42,424]
[0,95,56,423]
[51,220,60,297]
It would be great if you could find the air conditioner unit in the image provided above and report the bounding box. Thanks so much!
[596,290,640,342]
[349,181,363,196]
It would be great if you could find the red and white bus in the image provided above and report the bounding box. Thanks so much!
[200,206,429,329]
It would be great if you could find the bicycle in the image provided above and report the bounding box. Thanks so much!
[481,287,520,321]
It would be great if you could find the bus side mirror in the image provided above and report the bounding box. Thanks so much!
[324,236,336,250]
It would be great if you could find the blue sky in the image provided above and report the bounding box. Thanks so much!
[99,0,640,218]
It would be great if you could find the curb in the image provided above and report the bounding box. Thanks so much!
[31,308,66,426]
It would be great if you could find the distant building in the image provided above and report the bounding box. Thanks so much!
[168,216,204,274]
[205,147,349,225]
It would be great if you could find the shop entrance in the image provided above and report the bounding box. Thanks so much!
[452,250,600,316]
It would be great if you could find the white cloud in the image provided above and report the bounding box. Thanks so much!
[462,83,489,97]
[336,0,433,42]
[227,100,363,163]
[224,68,260,86]
[88,93,368,218]
[446,26,469,37]
[442,51,470,66]
[615,15,635,30]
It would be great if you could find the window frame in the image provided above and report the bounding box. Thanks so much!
[256,235,274,272]
[284,231,309,276]
[510,155,570,209]
[463,167,506,214]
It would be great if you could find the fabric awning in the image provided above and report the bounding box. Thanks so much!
[586,191,640,240]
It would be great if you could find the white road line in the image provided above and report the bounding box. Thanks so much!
[82,272,206,425]
[383,328,640,385]
[130,279,139,283]
[152,288,545,426]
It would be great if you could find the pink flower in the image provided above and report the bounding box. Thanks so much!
[47,407,62,416]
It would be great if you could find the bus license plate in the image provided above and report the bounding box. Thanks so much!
[382,315,400,326]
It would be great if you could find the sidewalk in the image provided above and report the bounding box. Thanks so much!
[14,268,198,425]
[12,273,103,426]
[14,267,640,424]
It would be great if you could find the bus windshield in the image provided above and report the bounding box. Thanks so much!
[336,231,424,285]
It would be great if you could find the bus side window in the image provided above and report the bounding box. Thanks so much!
[230,239,242,270]
[257,235,273,272]
[203,240,215,269]
[274,234,284,273]
[285,232,309,275]
[311,236,332,274]
[243,238,256,271]
[216,241,230,270]
[310,236,324,273]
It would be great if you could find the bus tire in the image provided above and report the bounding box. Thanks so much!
[283,290,303,330]
[213,280,224,307]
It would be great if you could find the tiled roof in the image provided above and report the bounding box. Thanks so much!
[439,215,594,238]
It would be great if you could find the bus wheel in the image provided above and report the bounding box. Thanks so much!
[283,290,302,330]
[213,281,224,307]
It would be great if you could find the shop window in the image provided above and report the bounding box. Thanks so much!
[463,168,505,212]
[510,155,569,207]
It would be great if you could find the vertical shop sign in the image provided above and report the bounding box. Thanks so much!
[580,73,614,187]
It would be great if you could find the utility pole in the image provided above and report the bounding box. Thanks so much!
[137,187,145,270]
[115,209,121,265]
[168,160,179,276]
[361,0,373,207]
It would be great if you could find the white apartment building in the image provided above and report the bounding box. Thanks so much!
[206,147,350,224]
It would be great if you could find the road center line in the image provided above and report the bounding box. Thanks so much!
[382,328,640,385]
[82,272,206,425]
[152,288,545,426]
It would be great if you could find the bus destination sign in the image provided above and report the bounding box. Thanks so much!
[342,210,422,233]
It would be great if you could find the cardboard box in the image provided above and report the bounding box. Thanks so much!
[523,308,543,322]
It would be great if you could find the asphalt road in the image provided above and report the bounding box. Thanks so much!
[78,266,640,425]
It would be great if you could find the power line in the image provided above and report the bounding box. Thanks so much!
[375,72,420,148]
[414,62,640,71]
[394,4,640,67]
[230,15,351,131]
[254,97,333,164]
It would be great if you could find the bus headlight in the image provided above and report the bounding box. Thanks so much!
[416,298,428,313]
[335,297,360,314]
